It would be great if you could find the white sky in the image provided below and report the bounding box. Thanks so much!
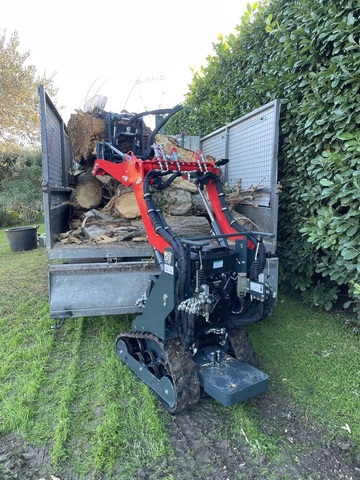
[2,0,249,123]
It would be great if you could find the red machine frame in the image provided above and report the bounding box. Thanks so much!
[93,149,254,253]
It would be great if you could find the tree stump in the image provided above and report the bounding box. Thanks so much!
[67,111,105,167]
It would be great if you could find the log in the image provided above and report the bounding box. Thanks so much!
[61,213,211,244]
[69,177,103,209]
[112,192,141,219]
[166,215,211,237]
[102,186,205,219]
[173,177,198,192]
[153,188,192,216]
[132,215,211,238]
[67,111,105,167]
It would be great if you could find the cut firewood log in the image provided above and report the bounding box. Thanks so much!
[69,177,103,209]
[103,188,201,218]
[153,188,192,216]
[112,192,141,219]
[166,215,211,237]
[132,215,211,238]
[67,110,152,168]
[167,175,198,193]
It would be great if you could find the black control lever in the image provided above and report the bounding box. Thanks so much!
[215,158,229,166]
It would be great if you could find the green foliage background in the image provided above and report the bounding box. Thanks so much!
[166,0,360,318]
[0,148,43,226]
[0,30,57,150]
[0,29,56,226]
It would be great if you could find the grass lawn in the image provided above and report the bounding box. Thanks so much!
[0,224,359,478]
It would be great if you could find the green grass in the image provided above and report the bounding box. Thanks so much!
[0,225,171,479]
[0,224,359,478]
[249,296,360,445]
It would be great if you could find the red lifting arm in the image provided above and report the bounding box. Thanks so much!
[92,151,246,253]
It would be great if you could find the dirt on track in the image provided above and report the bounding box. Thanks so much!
[1,389,359,480]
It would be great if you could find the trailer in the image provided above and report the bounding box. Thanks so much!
[39,86,279,324]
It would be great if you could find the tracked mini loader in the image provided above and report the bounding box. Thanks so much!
[91,105,278,413]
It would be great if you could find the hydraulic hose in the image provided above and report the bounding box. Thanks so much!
[143,171,188,303]
[199,171,267,270]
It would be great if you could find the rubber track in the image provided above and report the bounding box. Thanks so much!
[116,331,201,414]
[227,327,259,367]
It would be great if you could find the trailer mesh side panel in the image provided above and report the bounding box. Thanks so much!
[39,85,73,249]
[200,100,280,251]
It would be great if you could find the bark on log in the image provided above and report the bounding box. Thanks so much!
[166,215,211,237]
[173,177,198,192]
[67,110,152,168]
[190,192,209,215]
[132,215,211,238]
[153,188,193,216]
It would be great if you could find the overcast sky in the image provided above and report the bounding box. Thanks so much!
[2,0,249,123]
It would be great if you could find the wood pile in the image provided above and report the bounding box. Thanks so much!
[61,109,262,245]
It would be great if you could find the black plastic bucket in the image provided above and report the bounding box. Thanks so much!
[4,226,38,252]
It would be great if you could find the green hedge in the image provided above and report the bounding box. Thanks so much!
[166,0,360,318]
[0,147,43,226]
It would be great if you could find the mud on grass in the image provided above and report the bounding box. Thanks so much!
[158,391,360,480]
[1,389,359,480]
